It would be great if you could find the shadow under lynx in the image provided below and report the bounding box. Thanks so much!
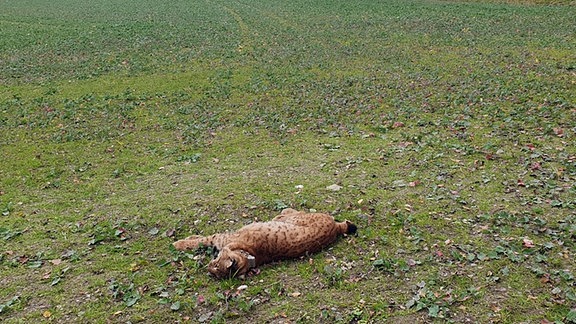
[173,208,357,278]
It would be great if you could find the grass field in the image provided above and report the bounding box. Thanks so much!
[1,0,575,322]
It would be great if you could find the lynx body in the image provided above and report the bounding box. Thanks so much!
[173,208,357,278]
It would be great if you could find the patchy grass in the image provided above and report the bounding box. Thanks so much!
[1,0,575,322]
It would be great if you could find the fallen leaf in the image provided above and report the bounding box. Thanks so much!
[27,260,43,268]
[553,128,564,137]
[197,295,205,305]
[43,310,52,318]
[393,121,405,128]
[397,141,413,148]
[170,301,181,311]
[49,259,62,266]
[326,184,342,191]
[165,228,175,238]
[50,277,61,286]
[61,250,76,259]
[523,238,535,248]
[290,292,301,297]
[198,311,213,323]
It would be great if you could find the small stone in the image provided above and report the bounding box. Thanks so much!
[237,285,248,291]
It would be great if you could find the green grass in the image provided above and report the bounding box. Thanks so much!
[1,0,575,322]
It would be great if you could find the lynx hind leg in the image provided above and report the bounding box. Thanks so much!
[272,209,306,224]
[280,208,299,215]
[271,208,297,222]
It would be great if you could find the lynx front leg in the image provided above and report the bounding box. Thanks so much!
[173,233,231,251]
[172,235,205,251]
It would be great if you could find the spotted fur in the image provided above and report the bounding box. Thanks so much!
[173,208,357,278]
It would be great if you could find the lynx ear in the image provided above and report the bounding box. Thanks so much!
[247,255,256,268]
[225,258,235,269]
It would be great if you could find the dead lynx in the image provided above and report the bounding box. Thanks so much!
[173,208,357,278]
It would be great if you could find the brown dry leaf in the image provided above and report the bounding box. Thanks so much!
[553,128,564,137]
[197,295,205,304]
[523,238,535,248]
[290,292,301,297]
[50,259,62,266]
[165,228,175,238]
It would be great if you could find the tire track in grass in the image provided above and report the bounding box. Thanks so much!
[226,0,299,31]
[207,0,331,60]
[211,0,358,73]
[206,0,254,56]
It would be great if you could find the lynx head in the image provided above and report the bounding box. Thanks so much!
[208,248,254,279]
